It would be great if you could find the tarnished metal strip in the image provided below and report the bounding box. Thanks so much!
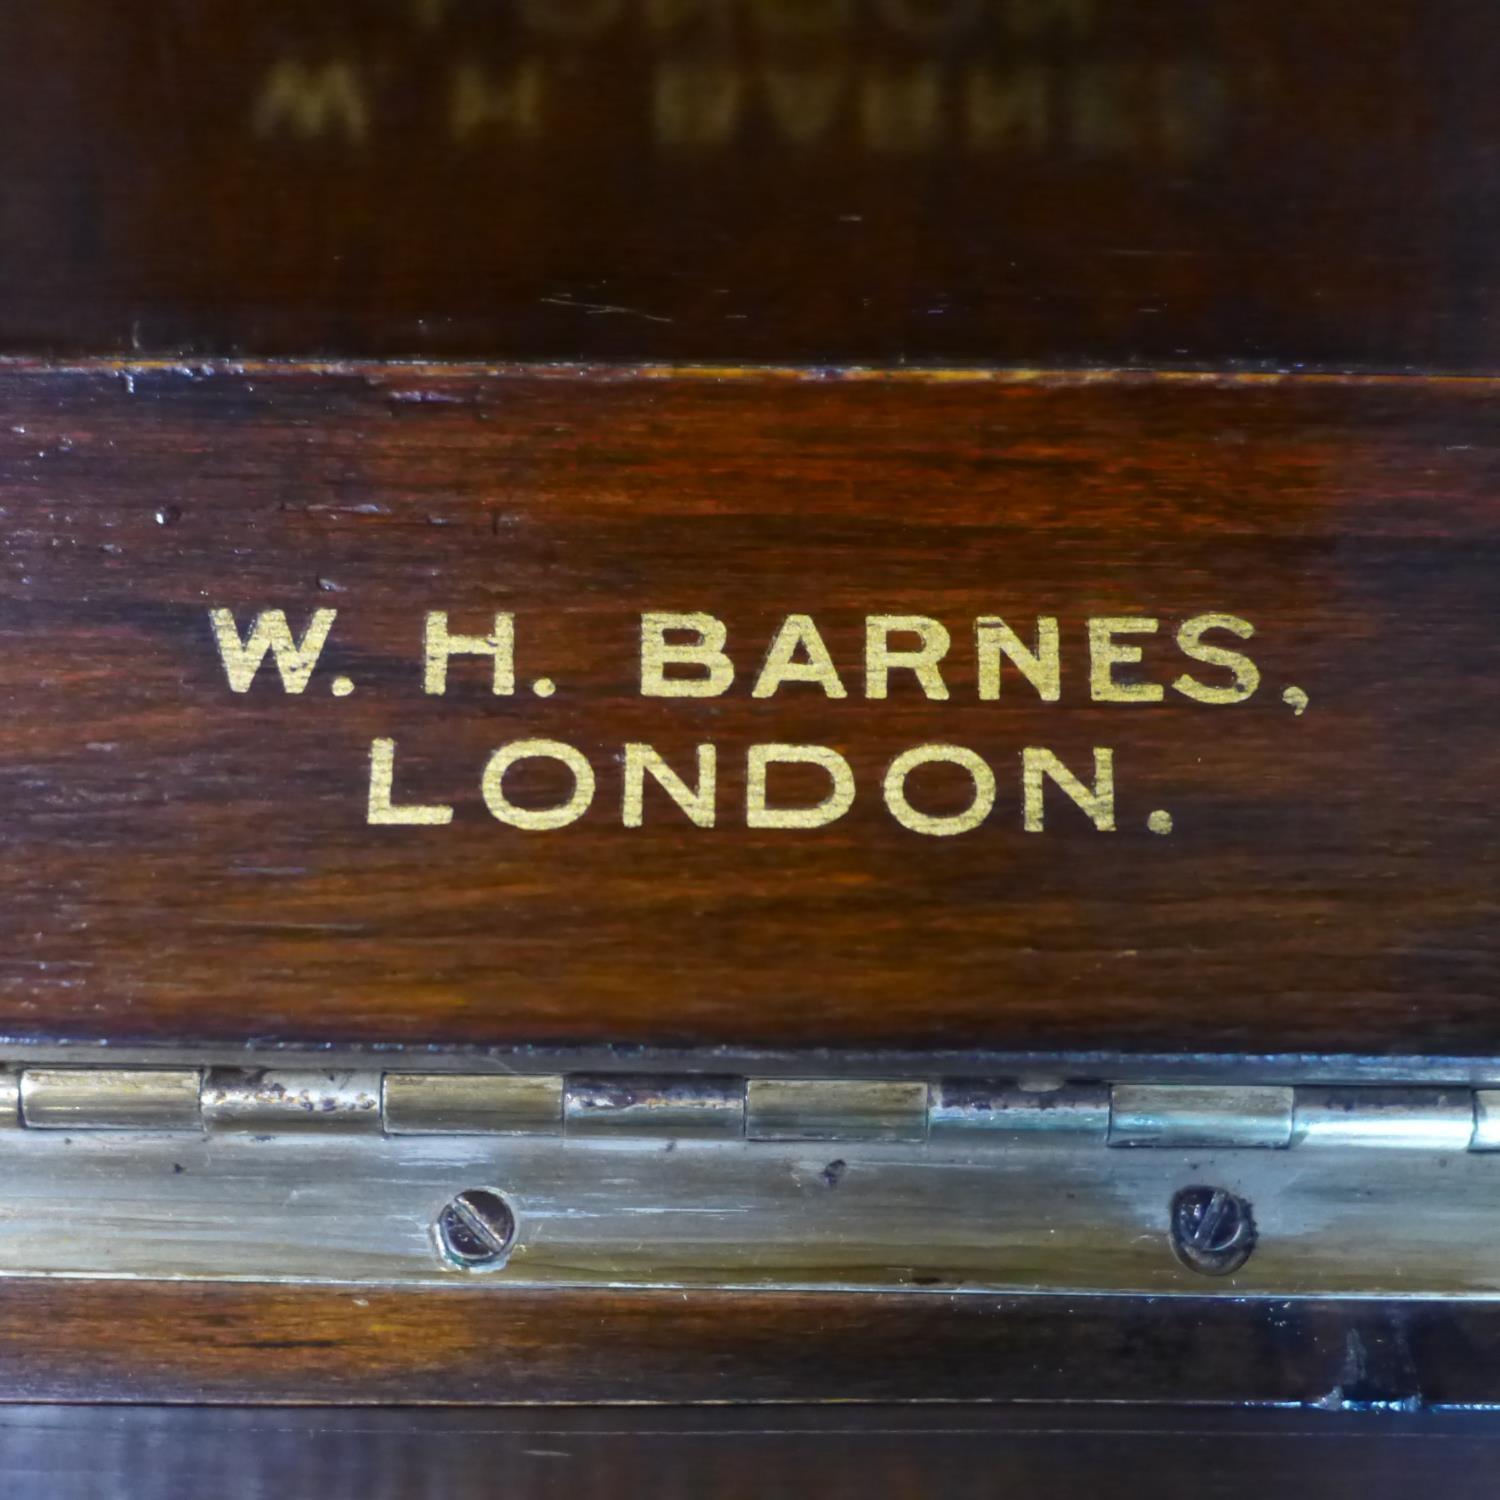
[1471,1091,1500,1151]
[20,1069,202,1131]
[1,1068,1497,1153]
[1292,1087,1476,1150]
[384,1074,564,1135]
[1109,1085,1294,1149]
[929,1080,1107,1139]
[0,1119,1490,1294]
[0,1064,1491,1294]
[202,1070,382,1133]
[746,1079,928,1142]
[565,1076,744,1139]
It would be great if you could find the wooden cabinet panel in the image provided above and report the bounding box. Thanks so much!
[2,1,1496,369]
[3,364,1495,1053]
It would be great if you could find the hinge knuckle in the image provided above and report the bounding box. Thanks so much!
[1471,1091,1500,1151]
[745,1079,928,1142]
[201,1069,382,1133]
[929,1080,1107,1139]
[565,1076,744,1139]
[384,1073,564,1135]
[1108,1084,1294,1149]
[1291,1086,1476,1150]
[19,1068,202,1131]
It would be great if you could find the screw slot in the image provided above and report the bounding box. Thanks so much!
[1169,1185,1256,1276]
[435,1187,516,1271]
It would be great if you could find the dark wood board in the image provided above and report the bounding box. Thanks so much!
[8,1404,1500,1500]
[4,0,1499,371]
[12,6,1500,1434]
[2,363,1497,1055]
[0,1282,1492,1409]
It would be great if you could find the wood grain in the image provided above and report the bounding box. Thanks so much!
[0,1281,1491,1408]
[2,0,1496,370]
[9,4,1500,1430]
[1,363,1497,1054]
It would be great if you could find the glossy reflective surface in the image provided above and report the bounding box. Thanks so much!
[6,1,1499,368]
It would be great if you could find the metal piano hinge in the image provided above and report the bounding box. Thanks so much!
[7,1069,1495,1150]
[1107,1083,1484,1151]
[1,1065,1498,1296]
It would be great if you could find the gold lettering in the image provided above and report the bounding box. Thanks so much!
[1088,616,1161,703]
[252,60,369,142]
[640,612,735,697]
[423,612,516,696]
[1173,613,1260,704]
[861,65,942,153]
[450,62,545,141]
[367,739,454,826]
[746,744,855,829]
[762,64,847,145]
[655,62,744,147]
[884,745,995,837]
[1022,747,1115,832]
[976,616,1060,700]
[623,744,717,828]
[482,740,596,830]
[966,65,1049,151]
[866,615,951,699]
[753,614,848,699]
[210,607,336,694]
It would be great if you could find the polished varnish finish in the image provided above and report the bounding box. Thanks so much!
[4,0,1497,370]
[2,362,1496,1055]
[6,2,1500,1432]
[0,1281,1491,1408]
[11,1406,1500,1500]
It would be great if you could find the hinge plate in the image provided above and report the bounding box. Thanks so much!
[1,1067,1496,1296]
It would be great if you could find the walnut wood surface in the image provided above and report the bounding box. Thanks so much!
[5,0,1498,370]
[0,1281,1493,1408]
[11,6,1500,1430]
[1,363,1496,1054]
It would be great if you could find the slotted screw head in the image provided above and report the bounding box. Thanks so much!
[1169,1185,1256,1276]
[436,1188,516,1270]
